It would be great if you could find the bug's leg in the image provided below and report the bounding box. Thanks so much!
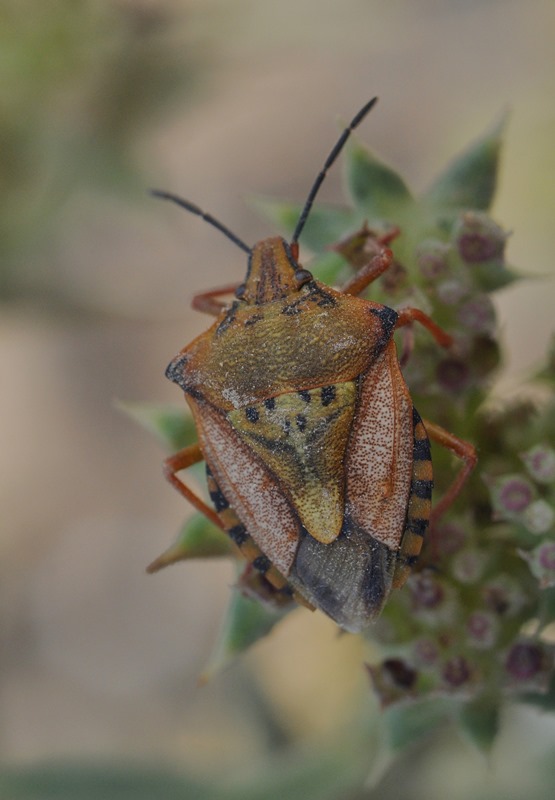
[192,283,241,316]
[396,307,453,349]
[398,324,415,368]
[423,420,477,527]
[340,247,394,296]
[376,226,401,247]
[147,444,228,574]
[163,443,225,531]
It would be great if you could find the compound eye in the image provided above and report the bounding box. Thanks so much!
[235,283,247,300]
[294,268,313,288]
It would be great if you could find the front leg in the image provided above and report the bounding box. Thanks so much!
[163,442,225,532]
[396,307,453,349]
[341,248,393,296]
[192,283,242,316]
[423,419,478,527]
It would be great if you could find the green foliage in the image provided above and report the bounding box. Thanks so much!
[201,575,292,683]
[424,115,506,211]
[346,145,413,218]
[0,751,368,800]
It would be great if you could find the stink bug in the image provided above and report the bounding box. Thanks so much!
[150,98,477,633]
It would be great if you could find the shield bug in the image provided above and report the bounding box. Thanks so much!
[150,98,477,633]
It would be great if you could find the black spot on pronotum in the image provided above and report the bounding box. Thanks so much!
[165,353,188,384]
[281,301,302,316]
[368,305,398,358]
[245,406,259,423]
[298,390,312,403]
[310,286,337,308]
[296,414,307,432]
[244,313,263,327]
[264,397,276,410]
[216,301,239,336]
[369,305,398,337]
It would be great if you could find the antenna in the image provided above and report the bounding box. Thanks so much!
[291,97,378,246]
[150,189,252,255]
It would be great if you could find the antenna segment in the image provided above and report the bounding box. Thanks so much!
[150,189,252,255]
[291,97,378,245]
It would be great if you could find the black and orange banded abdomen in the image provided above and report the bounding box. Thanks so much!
[392,407,433,589]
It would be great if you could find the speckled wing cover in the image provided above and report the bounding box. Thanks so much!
[185,335,430,632]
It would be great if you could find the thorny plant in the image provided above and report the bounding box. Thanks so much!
[127,116,555,756]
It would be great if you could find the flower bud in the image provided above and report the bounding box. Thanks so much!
[522,500,554,535]
[457,295,496,335]
[434,521,467,557]
[454,212,507,264]
[436,279,469,305]
[469,335,501,379]
[416,240,451,280]
[482,576,529,617]
[409,574,445,609]
[486,474,535,520]
[412,637,441,666]
[332,225,379,269]
[408,573,455,626]
[366,659,418,706]
[442,655,472,688]
[436,357,471,394]
[451,548,487,584]
[522,541,555,588]
[466,611,498,649]
[504,640,552,689]
[521,444,555,484]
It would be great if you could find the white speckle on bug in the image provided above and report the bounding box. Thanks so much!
[221,388,244,409]
[331,335,357,352]
[195,402,300,573]
[346,341,413,550]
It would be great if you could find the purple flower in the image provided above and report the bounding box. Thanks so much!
[454,212,507,263]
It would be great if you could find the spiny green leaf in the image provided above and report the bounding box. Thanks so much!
[384,697,453,751]
[200,586,291,682]
[146,513,233,573]
[471,259,519,291]
[346,144,413,220]
[457,695,500,753]
[425,114,507,211]
[117,401,195,451]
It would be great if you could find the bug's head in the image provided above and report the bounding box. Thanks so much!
[234,237,313,305]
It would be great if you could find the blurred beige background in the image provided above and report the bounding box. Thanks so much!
[1,0,554,796]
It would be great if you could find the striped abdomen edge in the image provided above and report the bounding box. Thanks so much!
[392,406,433,589]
